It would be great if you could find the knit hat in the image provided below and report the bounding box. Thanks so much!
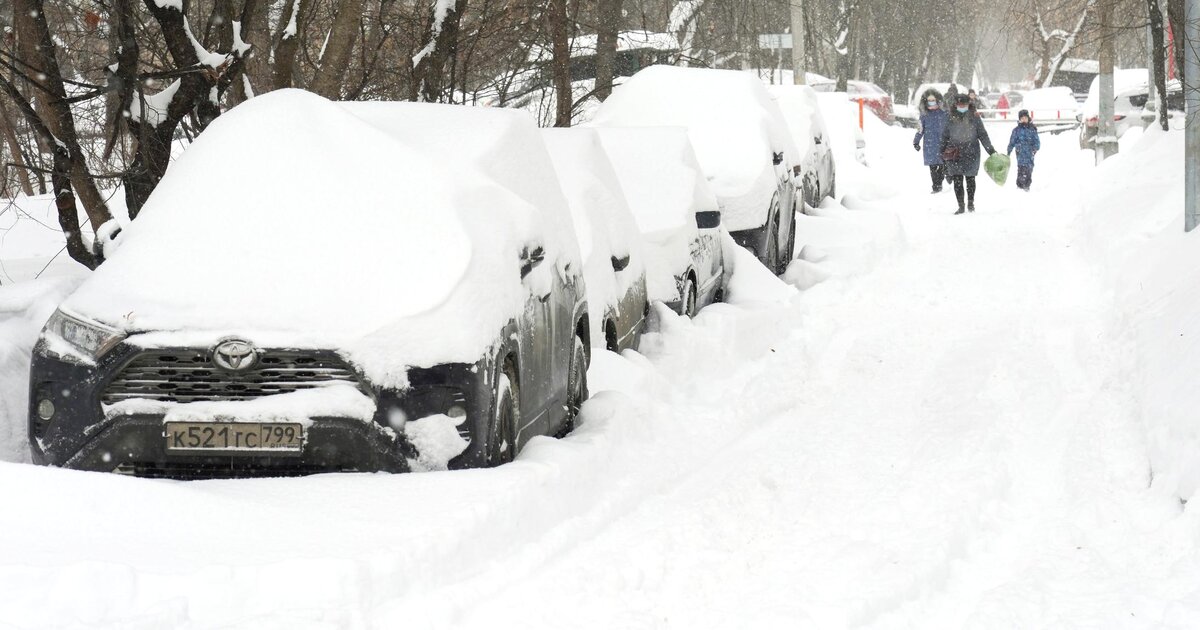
[1018,109,1030,120]
[954,94,971,105]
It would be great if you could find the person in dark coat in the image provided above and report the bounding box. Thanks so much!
[939,93,996,214]
[1006,109,1041,191]
[913,88,949,193]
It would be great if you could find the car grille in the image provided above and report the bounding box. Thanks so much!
[102,349,362,404]
[113,461,355,480]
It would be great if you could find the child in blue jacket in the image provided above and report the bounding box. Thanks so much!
[1007,109,1041,191]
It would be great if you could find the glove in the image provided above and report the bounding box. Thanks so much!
[913,141,920,151]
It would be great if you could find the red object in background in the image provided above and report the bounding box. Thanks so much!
[846,81,895,125]
[1167,21,1177,81]
[84,10,101,30]
[997,93,1010,119]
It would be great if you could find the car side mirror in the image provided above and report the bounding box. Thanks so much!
[772,152,785,165]
[610,254,631,272]
[520,245,545,279]
[695,211,721,230]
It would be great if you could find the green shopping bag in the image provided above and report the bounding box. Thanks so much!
[984,153,1011,186]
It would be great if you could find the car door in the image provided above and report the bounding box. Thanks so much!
[518,244,556,447]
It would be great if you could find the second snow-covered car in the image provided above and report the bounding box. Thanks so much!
[769,84,837,208]
[542,128,649,353]
[28,90,589,478]
[591,65,800,275]
[595,126,726,317]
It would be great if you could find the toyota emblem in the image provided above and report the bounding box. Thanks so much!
[212,338,258,372]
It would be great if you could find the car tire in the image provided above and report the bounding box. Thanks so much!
[486,362,519,467]
[782,205,797,275]
[765,211,780,274]
[680,276,698,318]
[557,336,588,437]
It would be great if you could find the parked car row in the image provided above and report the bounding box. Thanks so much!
[27,65,836,479]
[1077,69,1183,149]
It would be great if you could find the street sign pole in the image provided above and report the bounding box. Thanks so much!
[789,0,806,85]
[1186,0,1199,231]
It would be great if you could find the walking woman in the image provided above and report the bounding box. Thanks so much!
[939,93,996,214]
[913,88,948,193]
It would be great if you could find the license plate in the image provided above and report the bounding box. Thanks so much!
[164,422,304,454]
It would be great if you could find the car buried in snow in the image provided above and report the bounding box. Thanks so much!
[591,65,800,275]
[768,84,838,209]
[541,128,650,353]
[594,126,727,317]
[28,90,589,478]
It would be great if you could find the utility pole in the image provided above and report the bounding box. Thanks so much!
[1096,1,1120,162]
[790,0,806,84]
[1187,0,1199,231]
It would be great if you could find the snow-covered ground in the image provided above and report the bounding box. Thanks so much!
[0,108,1196,628]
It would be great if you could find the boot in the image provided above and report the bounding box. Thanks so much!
[954,204,965,215]
[967,202,975,213]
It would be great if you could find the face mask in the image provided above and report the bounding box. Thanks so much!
[956,106,969,113]
[927,101,939,109]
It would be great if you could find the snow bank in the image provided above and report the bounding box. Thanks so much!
[541,128,646,345]
[1076,126,1195,501]
[594,126,719,303]
[0,277,83,462]
[591,65,798,233]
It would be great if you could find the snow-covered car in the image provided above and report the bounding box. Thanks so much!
[1078,71,1181,148]
[541,128,649,353]
[595,126,726,317]
[591,65,799,275]
[768,84,837,208]
[1077,69,1143,148]
[28,90,589,477]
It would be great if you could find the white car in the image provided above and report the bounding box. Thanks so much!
[541,128,650,353]
[591,65,800,275]
[768,84,837,208]
[595,126,727,317]
[1078,68,1150,148]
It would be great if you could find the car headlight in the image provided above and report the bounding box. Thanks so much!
[42,309,124,360]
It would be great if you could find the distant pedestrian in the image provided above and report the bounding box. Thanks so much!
[913,88,949,193]
[996,93,1010,119]
[939,93,997,214]
[1007,109,1041,191]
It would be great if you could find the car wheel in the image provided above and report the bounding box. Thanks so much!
[680,276,698,318]
[557,336,588,437]
[486,362,519,467]
[765,211,780,275]
[782,206,796,274]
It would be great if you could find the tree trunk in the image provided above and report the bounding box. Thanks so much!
[548,0,572,126]
[11,0,113,235]
[309,0,365,98]
[594,0,624,100]
[1167,0,1184,84]
[1149,0,1171,130]
[0,97,36,197]
[273,0,314,90]
[411,0,470,102]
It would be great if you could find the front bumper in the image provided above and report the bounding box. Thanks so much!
[56,415,410,478]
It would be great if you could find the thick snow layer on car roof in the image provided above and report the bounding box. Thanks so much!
[541,128,646,342]
[1082,69,1150,116]
[593,127,718,237]
[590,65,798,232]
[767,85,825,163]
[594,127,718,302]
[341,101,580,275]
[64,89,473,341]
